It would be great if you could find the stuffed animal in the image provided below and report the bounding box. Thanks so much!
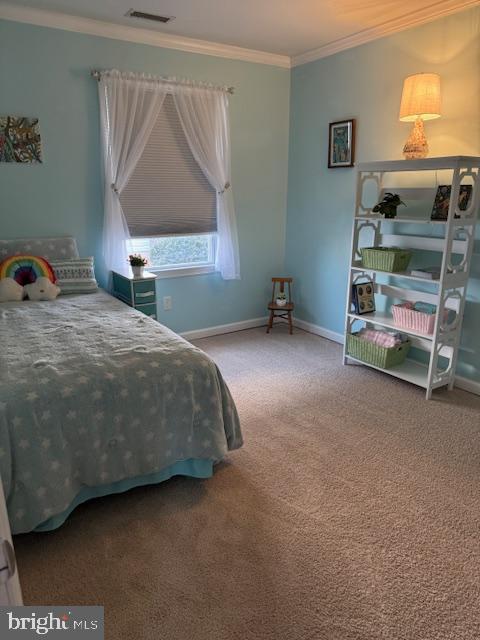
[24,276,60,301]
[0,277,24,302]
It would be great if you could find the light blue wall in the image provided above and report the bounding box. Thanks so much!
[2,10,480,384]
[0,20,290,333]
[286,7,480,383]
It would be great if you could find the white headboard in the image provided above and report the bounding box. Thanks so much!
[0,237,79,261]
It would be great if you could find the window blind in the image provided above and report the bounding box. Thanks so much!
[120,94,217,237]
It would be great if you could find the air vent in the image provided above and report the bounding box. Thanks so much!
[126,9,175,24]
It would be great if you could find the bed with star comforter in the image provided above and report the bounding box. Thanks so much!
[0,290,242,534]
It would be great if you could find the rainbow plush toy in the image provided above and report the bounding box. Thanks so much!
[0,255,56,286]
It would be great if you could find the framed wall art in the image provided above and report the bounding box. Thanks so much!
[0,116,43,163]
[328,119,355,168]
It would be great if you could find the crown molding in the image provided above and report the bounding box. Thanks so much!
[0,2,291,69]
[1,0,477,70]
[291,0,480,67]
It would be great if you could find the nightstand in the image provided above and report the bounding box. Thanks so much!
[112,268,158,320]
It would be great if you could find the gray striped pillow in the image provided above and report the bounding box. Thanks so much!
[50,257,98,295]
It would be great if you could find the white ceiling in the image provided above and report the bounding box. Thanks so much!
[2,0,478,63]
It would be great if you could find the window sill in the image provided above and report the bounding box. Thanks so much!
[149,264,216,279]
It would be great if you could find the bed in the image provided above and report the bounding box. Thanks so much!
[0,237,242,534]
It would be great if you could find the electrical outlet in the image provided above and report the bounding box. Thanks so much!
[163,296,172,311]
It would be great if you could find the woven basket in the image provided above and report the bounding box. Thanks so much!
[361,247,412,272]
[392,303,447,335]
[347,333,410,369]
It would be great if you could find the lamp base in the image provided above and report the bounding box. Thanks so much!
[403,116,428,159]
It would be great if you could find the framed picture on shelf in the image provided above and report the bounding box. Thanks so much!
[328,119,355,168]
[431,184,472,220]
[352,281,375,315]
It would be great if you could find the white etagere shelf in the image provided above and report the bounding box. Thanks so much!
[343,155,480,399]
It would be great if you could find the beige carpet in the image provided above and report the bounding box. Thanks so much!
[14,327,480,640]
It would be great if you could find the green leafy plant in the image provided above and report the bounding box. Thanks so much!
[372,192,405,219]
[128,254,148,267]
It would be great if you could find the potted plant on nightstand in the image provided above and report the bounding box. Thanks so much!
[128,254,148,277]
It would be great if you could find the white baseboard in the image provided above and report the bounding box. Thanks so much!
[181,316,268,340]
[293,318,344,344]
[183,315,343,343]
[454,375,480,396]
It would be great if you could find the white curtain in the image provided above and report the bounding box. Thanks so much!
[173,88,240,280]
[98,71,167,271]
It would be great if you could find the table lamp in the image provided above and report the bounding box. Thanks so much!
[399,73,441,159]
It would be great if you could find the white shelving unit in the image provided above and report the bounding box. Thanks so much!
[343,155,480,399]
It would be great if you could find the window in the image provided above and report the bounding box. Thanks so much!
[120,94,217,274]
[128,234,216,274]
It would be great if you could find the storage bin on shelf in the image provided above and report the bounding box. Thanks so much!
[360,247,412,272]
[346,332,410,369]
[392,302,448,335]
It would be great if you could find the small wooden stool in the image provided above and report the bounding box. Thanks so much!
[267,277,294,334]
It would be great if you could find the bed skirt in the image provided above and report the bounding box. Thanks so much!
[33,459,213,532]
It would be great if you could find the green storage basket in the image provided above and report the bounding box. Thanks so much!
[347,333,410,369]
[360,247,412,272]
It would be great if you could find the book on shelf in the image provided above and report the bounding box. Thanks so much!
[410,267,441,280]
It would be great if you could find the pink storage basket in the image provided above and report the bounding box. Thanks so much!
[391,302,446,335]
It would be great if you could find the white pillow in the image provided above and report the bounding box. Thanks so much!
[50,257,98,295]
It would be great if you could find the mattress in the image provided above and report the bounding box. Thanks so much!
[0,290,242,533]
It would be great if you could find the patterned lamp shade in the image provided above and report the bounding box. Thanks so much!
[399,73,441,122]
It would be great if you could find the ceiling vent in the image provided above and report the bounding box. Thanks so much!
[126,9,175,24]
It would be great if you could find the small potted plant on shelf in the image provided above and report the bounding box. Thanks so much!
[128,254,148,277]
[276,291,287,307]
[372,192,406,219]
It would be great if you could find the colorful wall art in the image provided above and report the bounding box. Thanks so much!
[0,116,42,163]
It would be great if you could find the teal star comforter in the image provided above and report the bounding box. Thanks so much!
[0,290,242,533]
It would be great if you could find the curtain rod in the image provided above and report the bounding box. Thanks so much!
[90,70,234,94]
